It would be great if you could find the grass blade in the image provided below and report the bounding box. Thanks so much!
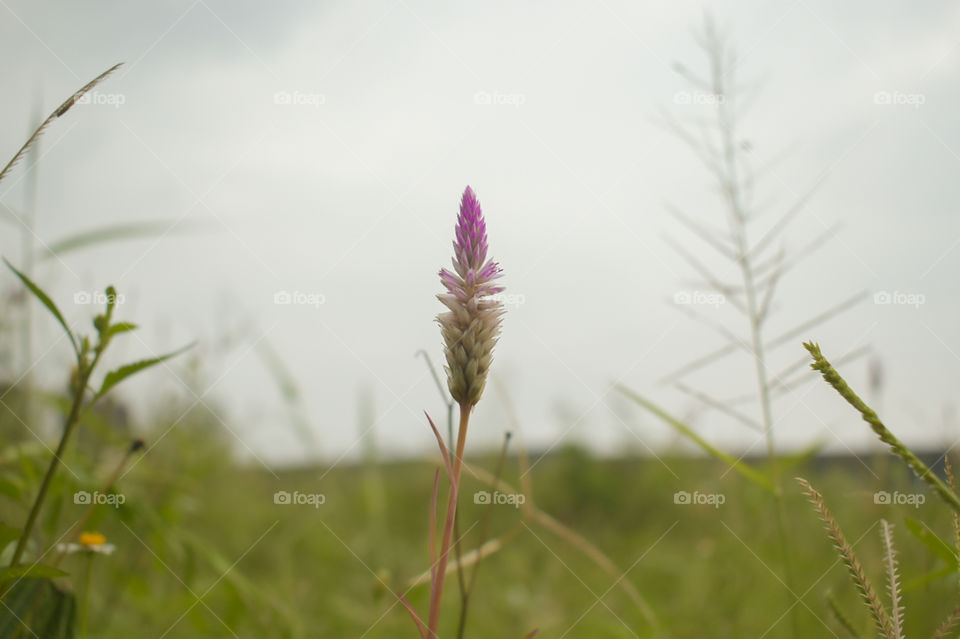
[41,219,201,259]
[903,517,958,569]
[4,258,78,359]
[615,384,775,493]
[826,591,865,639]
[0,563,68,580]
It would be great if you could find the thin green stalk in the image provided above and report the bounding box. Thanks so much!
[805,342,960,515]
[52,439,142,569]
[80,553,93,639]
[19,103,41,448]
[713,43,778,476]
[826,591,865,639]
[7,354,97,570]
[9,438,139,632]
[713,48,797,637]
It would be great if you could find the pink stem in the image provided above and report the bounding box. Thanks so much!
[428,469,440,601]
[427,402,471,637]
[425,412,454,481]
[397,592,429,639]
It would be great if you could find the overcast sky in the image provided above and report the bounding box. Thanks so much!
[2,1,960,470]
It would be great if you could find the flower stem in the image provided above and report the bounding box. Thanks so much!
[51,441,140,569]
[428,401,471,636]
[457,431,511,639]
[80,552,94,639]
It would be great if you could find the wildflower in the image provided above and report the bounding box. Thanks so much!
[399,187,506,638]
[78,531,106,547]
[57,531,116,555]
[437,186,505,406]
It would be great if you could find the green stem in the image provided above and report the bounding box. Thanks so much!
[8,381,87,569]
[805,342,960,515]
[713,50,798,637]
[80,553,93,639]
[7,349,101,571]
[52,441,139,569]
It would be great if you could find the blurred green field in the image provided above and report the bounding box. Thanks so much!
[4,390,956,638]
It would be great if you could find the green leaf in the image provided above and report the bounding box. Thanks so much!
[0,577,75,638]
[0,523,21,553]
[94,343,193,402]
[615,384,776,493]
[104,321,138,341]
[0,563,69,580]
[904,516,958,568]
[4,259,79,358]
[904,564,955,591]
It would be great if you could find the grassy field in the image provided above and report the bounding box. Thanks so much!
[2,23,957,638]
[4,396,953,639]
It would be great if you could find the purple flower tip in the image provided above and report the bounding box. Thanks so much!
[453,186,489,271]
[436,186,505,406]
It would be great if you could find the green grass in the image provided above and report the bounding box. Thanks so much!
[11,421,950,639]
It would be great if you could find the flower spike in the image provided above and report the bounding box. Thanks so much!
[437,186,504,406]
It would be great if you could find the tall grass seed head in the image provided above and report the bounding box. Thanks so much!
[437,186,504,406]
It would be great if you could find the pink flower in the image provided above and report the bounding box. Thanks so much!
[437,186,505,405]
